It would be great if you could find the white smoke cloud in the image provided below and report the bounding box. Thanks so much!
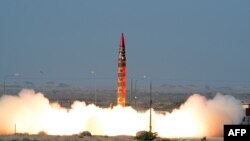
[0,89,244,137]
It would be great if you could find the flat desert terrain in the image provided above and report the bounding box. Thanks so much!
[0,135,223,141]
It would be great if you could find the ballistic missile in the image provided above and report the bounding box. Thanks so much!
[117,33,126,107]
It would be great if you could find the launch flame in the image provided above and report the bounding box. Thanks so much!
[0,89,244,137]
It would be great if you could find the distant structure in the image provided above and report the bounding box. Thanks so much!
[117,33,126,107]
[242,102,250,125]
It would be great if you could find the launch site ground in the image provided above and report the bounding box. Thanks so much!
[0,135,223,141]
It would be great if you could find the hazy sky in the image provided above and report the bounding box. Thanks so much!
[0,0,250,86]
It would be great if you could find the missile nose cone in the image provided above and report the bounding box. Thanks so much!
[120,33,125,47]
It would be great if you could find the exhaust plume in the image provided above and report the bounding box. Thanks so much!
[0,89,244,137]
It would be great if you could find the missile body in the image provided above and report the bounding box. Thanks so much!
[117,33,126,107]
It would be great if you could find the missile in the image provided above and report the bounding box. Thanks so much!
[117,33,126,107]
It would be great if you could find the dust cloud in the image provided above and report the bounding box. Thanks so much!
[0,89,244,137]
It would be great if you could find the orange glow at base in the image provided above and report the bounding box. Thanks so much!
[0,89,244,138]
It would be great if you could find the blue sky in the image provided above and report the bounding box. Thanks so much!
[0,0,250,86]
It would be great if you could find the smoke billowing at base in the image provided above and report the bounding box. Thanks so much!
[0,89,244,138]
